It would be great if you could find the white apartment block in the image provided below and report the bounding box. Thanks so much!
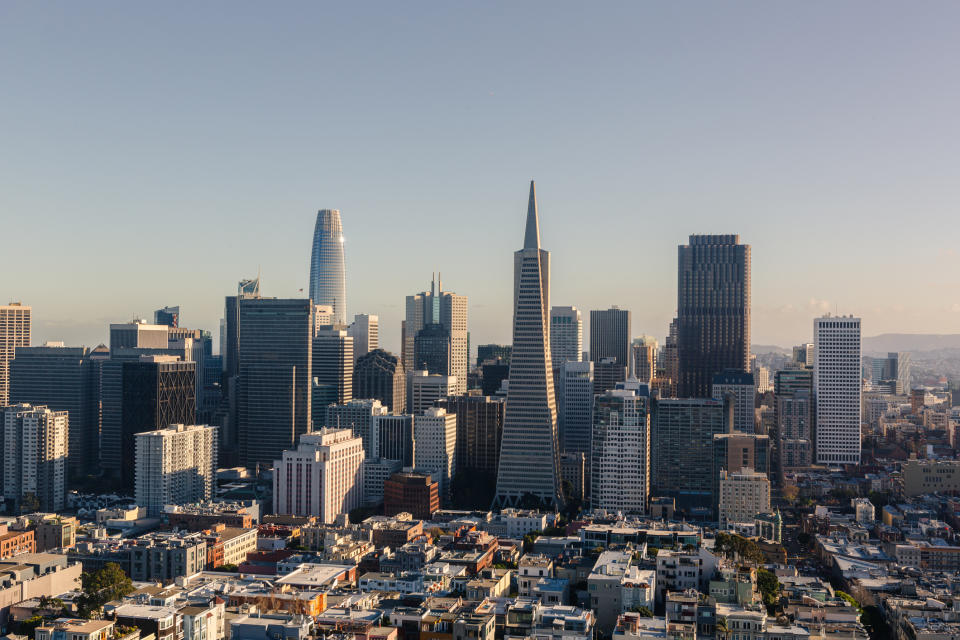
[2,404,67,512]
[814,315,862,465]
[718,468,771,528]
[326,398,388,458]
[414,407,457,499]
[407,371,456,415]
[273,428,364,523]
[591,388,650,514]
[135,424,218,517]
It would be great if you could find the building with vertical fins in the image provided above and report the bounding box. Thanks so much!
[0,303,31,408]
[309,209,347,325]
[677,235,751,398]
[404,275,468,396]
[493,181,563,510]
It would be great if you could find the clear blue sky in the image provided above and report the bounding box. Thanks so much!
[3,2,960,354]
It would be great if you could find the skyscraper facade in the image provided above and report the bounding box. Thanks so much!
[814,315,862,465]
[0,303,31,407]
[354,349,406,414]
[154,306,180,327]
[558,360,594,456]
[326,398,388,458]
[2,404,68,513]
[237,298,314,469]
[711,370,756,434]
[404,275,468,395]
[677,235,751,398]
[435,394,504,478]
[631,337,657,385]
[493,181,563,509]
[550,306,582,367]
[414,407,457,500]
[591,387,651,514]
[589,307,631,369]
[651,396,732,515]
[309,209,347,325]
[120,356,197,492]
[407,371,456,415]
[311,326,353,424]
[372,414,415,465]
[10,345,98,479]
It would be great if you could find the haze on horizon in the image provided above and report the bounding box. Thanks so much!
[3,2,959,354]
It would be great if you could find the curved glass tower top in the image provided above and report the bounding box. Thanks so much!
[309,209,347,325]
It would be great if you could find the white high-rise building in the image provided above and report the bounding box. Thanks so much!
[348,314,379,364]
[550,306,582,367]
[414,407,457,500]
[273,428,364,522]
[718,468,770,528]
[134,424,218,517]
[407,371,456,415]
[0,303,31,407]
[2,404,67,513]
[711,370,756,434]
[558,360,594,456]
[814,315,862,465]
[591,387,651,514]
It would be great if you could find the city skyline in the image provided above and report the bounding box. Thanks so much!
[4,3,960,352]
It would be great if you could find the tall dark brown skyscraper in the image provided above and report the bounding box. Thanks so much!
[677,234,751,398]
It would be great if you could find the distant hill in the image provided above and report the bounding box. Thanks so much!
[752,344,789,355]
[863,334,960,354]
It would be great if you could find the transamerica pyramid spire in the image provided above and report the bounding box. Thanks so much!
[524,180,540,250]
[493,181,563,510]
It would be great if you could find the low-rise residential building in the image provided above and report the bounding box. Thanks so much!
[129,531,207,581]
[588,550,656,634]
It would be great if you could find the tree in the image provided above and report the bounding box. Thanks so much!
[632,606,653,618]
[715,617,729,638]
[781,484,799,503]
[16,615,44,637]
[77,562,134,618]
[757,569,781,612]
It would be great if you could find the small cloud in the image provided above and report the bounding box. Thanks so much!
[808,298,831,312]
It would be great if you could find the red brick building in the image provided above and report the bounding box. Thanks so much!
[384,472,439,521]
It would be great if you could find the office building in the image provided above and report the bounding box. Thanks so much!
[476,344,511,368]
[404,274,468,395]
[134,424,218,517]
[109,321,169,353]
[362,457,403,507]
[0,303,31,407]
[593,358,627,396]
[2,404,68,513]
[814,315,862,465]
[651,396,732,515]
[220,277,261,462]
[407,370,456,414]
[677,235,751,398]
[775,367,813,397]
[480,359,510,397]
[414,407,457,499]
[154,306,180,327]
[372,414,415,465]
[309,209,347,325]
[868,352,911,394]
[559,452,586,501]
[718,469,770,529]
[435,394,505,477]
[354,349,406,414]
[754,365,771,394]
[413,323,451,377]
[712,432,769,513]
[590,307,631,368]
[550,306,582,367]
[10,345,98,478]
[658,319,679,398]
[237,298,314,469]
[558,360,594,456]
[273,429,364,522]
[591,387,651,514]
[711,370,756,433]
[347,314,378,363]
[777,392,812,471]
[326,398,388,458]
[384,471,440,520]
[793,343,814,368]
[312,326,353,423]
[631,337,657,385]
[493,181,563,509]
[119,356,196,491]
